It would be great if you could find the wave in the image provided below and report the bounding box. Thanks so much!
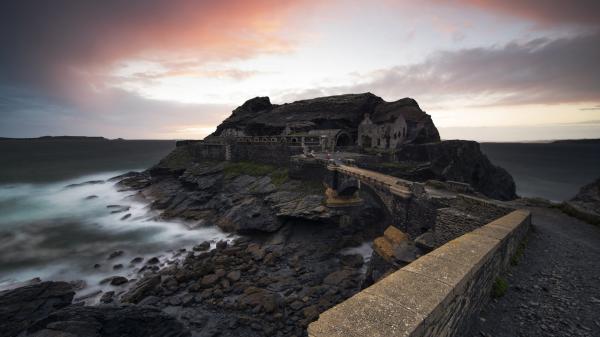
[0,170,231,302]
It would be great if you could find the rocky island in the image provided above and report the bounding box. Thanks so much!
[1,93,528,337]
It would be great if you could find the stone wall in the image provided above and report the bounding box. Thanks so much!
[308,209,531,337]
[230,143,304,167]
[188,143,227,161]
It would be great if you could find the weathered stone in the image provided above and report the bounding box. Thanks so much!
[226,270,241,282]
[383,225,408,245]
[27,305,190,337]
[121,275,161,304]
[323,269,354,286]
[110,276,128,286]
[201,274,220,287]
[0,281,74,337]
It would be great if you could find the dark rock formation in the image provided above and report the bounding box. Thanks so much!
[211,93,440,144]
[391,140,517,200]
[561,177,600,225]
[27,306,190,337]
[0,281,74,337]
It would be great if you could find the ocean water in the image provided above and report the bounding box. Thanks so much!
[481,142,600,202]
[0,139,231,301]
[0,171,231,300]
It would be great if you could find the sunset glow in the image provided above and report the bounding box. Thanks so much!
[1,0,599,140]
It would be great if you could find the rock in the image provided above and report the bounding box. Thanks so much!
[393,140,517,200]
[246,243,266,261]
[130,257,143,264]
[108,250,124,260]
[340,254,364,268]
[213,93,439,145]
[147,257,160,265]
[84,195,98,200]
[201,274,220,287]
[216,240,228,250]
[100,291,115,304]
[27,305,190,337]
[193,241,211,251]
[0,281,74,337]
[303,305,320,321]
[110,276,128,286]
[113,264,123,270]
[383,226,408,245]
[323,269,354,285]
[121,275,161,304]
[93,263,101,269]
[65,180,105,188]
[562,177,600,225]
[218,197,281,233]
[226,270,241,282]
[415,231,436,252]
[373,236,395,262]
[239,287,281,313]
[120,213,132,220]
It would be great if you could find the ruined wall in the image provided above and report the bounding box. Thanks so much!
[185,143,226,161]
[230,143,304,167]
[308,210,531,337]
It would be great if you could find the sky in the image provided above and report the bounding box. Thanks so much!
[0,0,599,141]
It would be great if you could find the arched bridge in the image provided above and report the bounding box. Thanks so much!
[324,163,435,238]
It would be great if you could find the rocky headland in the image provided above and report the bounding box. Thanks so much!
[2,93,525,337]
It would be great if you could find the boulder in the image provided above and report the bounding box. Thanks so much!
[563,177,600,225]
[121,275,161,304]
[238,287,281,313]
[0,281,74,337]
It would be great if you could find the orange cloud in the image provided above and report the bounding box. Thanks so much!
[1,0,319,97]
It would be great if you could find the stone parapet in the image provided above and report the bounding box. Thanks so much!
[308,209,531,337]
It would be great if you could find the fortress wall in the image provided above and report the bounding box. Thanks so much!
[308,209,531,337]
[189,143,227,161]
[230,143,304,167]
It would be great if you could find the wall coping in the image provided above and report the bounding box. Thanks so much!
[308,209,531,337]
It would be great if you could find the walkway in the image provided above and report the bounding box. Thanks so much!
[332,164,412,197]
[468,207,600,337]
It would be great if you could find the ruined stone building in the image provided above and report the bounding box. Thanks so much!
[205,93,440,152]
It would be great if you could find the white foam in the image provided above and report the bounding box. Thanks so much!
[0,170,233,302]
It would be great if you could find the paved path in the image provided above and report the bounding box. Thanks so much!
[469,207,600,337]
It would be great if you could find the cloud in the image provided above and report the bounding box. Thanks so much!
[0,0,315,96]
[0,86,232,139]
[435,0,600,27]
[0,0,316,138]
[282,32,600,107]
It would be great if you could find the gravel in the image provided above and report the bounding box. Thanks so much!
[468,207,600,337]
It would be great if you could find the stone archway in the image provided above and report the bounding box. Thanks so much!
[336,133,351,147]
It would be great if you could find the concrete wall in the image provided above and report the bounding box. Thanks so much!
[308,209,531,337]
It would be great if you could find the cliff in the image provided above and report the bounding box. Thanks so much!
[376,140,517,200]
[211,93,440,144]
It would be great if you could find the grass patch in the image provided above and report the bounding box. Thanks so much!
[223,161,289,187]
[270,168,289,187]
[491,277,508,298]
[510,236,528,266]
[157,147,194,170]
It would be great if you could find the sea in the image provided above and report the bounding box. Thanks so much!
[0,138,598,299]
[0,139,231,300]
